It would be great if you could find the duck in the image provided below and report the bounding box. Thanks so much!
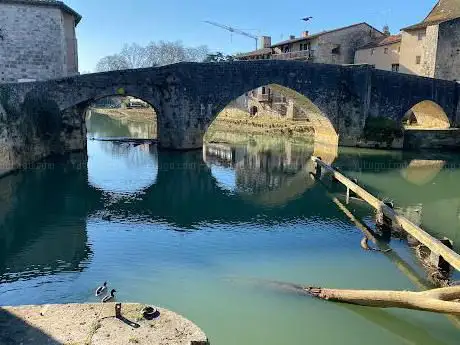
[95,281,107,297]
[102,289,116,303]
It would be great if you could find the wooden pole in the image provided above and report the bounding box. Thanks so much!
[311,156,460,272]
[326,193,460,327]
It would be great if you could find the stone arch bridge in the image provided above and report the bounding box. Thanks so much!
[0,60,459,175]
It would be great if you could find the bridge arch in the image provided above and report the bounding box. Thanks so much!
[403,100,450,129]
[85,94,158,139]
[207,83,339,146]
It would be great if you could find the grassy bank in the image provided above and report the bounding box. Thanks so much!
[206,108,315,144]
[91,107,156,122]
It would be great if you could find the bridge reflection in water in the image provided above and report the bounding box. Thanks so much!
[2,139,460,285]
[1,133,460,344]
[203,140,337,206]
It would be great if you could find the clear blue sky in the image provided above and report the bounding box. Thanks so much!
[66,0,437,72]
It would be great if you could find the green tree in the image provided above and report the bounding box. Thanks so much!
[204,52,235,62]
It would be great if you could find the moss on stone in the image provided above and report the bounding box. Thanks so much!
[362,116,403,144]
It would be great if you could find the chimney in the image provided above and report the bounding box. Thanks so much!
[258,36,272,49]
[302,31,309,38]
[289,35,296,40]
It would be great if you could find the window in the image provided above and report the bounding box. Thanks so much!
[384,47,388,54]
[391,64,400,72]
[371,48,375,55]
[416,56,421,65]
[398,46,401,53]
[261,87,266,95]
[331,46,340,55]
[417,31,425,40]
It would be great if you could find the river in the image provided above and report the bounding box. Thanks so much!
[0,112,459,344]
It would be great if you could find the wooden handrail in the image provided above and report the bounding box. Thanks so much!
[311,156,460,272]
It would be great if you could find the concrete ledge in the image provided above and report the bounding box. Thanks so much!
[403,128,460,150]
[0,303,208,345]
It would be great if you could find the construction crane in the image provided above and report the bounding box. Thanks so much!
[204,21,258,50]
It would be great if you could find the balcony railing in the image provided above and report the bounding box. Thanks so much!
[272,50,314,61]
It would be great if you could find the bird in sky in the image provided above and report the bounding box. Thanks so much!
[302,17,313,22]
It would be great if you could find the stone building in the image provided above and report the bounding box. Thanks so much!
[0,0,81,83]
[399,0,460,80]
[236,23,383,123]
[354,35,402,72]
[238,22,383,64]
[355,0,460,81]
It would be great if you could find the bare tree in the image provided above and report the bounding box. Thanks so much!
[95,41,210,72]
[146,41,186,66]
[120,43,150,69]
[186,45,210,63]
[95,54,130,72]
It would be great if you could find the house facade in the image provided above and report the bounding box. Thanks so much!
[354,35,401,72]
[355,0,460,80]
[0,0,81,82]
[399,0,460,80]
[236,23,384,123]
[238,22,383,64]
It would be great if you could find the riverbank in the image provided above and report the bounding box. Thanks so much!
[91,108,156,122]
[1,303,208,345]
[206,107,315,143]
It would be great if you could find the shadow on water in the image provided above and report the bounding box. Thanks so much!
[342,303,451,345]
[0,308,61,345]
[0,152,100,283]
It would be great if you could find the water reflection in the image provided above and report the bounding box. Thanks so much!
[86,110,156,139]
[0,153,95,283]
[204,141,315,206]
[401,160,446,186]
[334,148,460,250]
[87,141,158,195]
[0,127,460,344]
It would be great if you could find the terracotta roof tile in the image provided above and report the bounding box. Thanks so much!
[424,0,460,22]
[270,22,383,47]
[402,0,460,31]
[357,34,402,50]
[236,48,272,58]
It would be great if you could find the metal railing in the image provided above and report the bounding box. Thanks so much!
[271,50,314,60]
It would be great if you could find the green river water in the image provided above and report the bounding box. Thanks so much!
[0,111,459,344]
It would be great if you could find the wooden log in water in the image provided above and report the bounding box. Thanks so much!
[311,156,460,272]
[304,286,460,315]
[89,137,158,144]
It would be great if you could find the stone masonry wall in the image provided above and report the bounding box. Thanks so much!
[421,25,439,78]
[0,3,66,82]
[0,61,459,177]
[314,24,383,65]
[403,129,460,150]
[434,18,460,81]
